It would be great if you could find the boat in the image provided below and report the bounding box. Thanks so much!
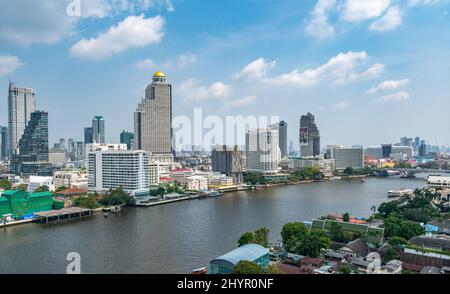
[191,267,208,274]
[361,179,366,183]
[388,188,414,198]
[208,191,223,198]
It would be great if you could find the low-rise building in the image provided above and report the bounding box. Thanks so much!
[209,244,270,274]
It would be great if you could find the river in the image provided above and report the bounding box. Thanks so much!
[0,176,427,274]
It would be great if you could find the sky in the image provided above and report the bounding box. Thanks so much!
[0,0,449,149]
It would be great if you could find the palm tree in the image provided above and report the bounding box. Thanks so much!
[371,205,377,216]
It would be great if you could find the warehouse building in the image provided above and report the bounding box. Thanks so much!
[209,244,270,274]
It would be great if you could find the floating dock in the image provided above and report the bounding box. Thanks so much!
[34,207,92,224]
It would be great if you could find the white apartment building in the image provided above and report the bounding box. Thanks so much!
[328,145,364,171]
[88,148,150,194]
[178,175,208,191]
[245,127,281,174]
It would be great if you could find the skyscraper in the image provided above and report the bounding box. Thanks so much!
[211,145,244,183]
[245,127,280,174]
[278,121,288,158]
[134,71,173,162]
[0,126,7,161]
[84,127,93,144]
[10,111,50,176]
[8,82,36,156]
[92,116,105,144]
[120,130,134,150]
[299,113,320,158]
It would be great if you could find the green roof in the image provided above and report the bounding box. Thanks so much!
[29,192,53,198]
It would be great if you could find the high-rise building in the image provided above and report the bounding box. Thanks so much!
[84,127,93,145]
[87,147,150,195]
[92,116,105,144]
[278,121,288,158]
[288,140,295,155]
[211,145,244,183]
[419,140,427,157]
[10,111,50,176]
[0,126,7,161]
[134,71,173,163]
[120,130,134,150]
[414,137,421,153]
[8,82,36,156]
[299,113,320,158]
[245,127,280,174]
[327,145,364,171]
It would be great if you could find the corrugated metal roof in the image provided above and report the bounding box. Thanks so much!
[211,244,269,266]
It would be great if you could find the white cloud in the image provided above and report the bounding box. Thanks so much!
[135,59,158,69]
[305,0,337,38]
[177,54,197,68]
[71,15,165,59]
[370,6,403,31]
[233,58,276,80]
[373,91,410,103]
[229,95,257,108]
[0,55,23,76]
[333,101,351,109]
[177,79,232,101]
[367,78,410,94]
[265,51,384,87]
[342,0,391,22]
[407,0,442,6]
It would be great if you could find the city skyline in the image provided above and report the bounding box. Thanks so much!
[0,0,449,147]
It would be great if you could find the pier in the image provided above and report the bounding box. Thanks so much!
[35,207,92,224]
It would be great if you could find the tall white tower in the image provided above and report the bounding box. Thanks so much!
[134,71,173,163]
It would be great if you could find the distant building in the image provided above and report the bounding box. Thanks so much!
[365,145,413,160]
[87,148,150,195]
[48,148,66,166]
[246,127,280,174]
[10,111,50,176]
[300,113,320,158]
[211,145,244,183]
[92,116,105,144]
[134,71,173,163]
[327,145,364,171]
[84,127,93,145]
[0,126,7,161]
[419,141,427,157]
[120,130,134,150]
[27,176,55,192]
[8,82,36,157]
[278,121,288,158]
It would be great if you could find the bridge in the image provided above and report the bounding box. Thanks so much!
[372,168,450,177]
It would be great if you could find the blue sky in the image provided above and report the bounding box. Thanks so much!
[0,0,449,148]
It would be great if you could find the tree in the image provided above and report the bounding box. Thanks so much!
[74,195,99,209]
[0,179,12,190]
[233,261,262,274]
[343,167,354,176]
[383,215,425,240]
[342,212,350,222]
[382,247,399,264]
[34,185,49,192]
[16,184,28,191]
[100,187,134,206]
[378,201,400,218]
[253,227,269,248]
[281,222,308,252]
[294,230,331,258]
[238,232,254,247]
[388,236,408,247]
[338,265,352,274]
[329,222,347,243]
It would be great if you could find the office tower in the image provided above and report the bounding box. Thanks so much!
[211,145,244,183]
[10,111,50,176]
[120,130,134,150]
[92,116,105,144]
[278,121,288,158]
[299,113,320,158]
[87,147,150,195]
[419,140,427,157]
[381,144,392,159]
[245,127,280,174]
[84,127,93,144]
[134,71,173,163]
[75,141,84,160]
[288,140,295,155]
[59,138,66,150]
[414,137,421,152]
[0,126,7,161]
[328,145,364,171]
[8,82,36,156]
